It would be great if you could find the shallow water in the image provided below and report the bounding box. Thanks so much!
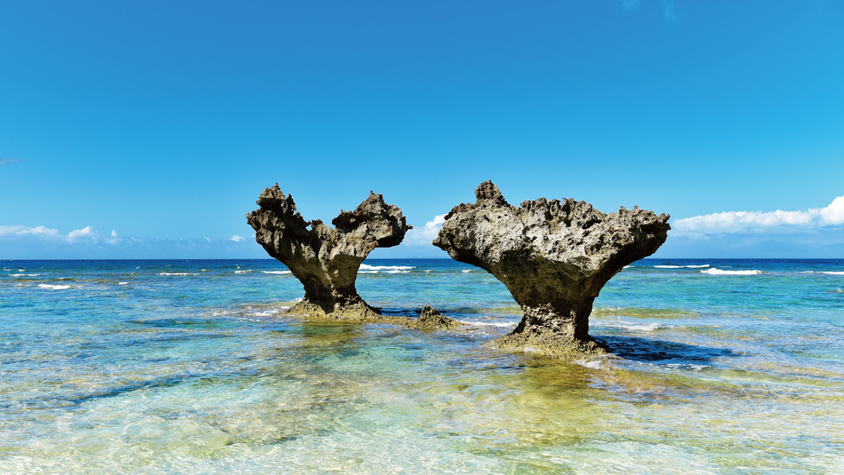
[2,259,843,473]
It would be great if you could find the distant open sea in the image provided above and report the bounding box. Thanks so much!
[2,258,843,474]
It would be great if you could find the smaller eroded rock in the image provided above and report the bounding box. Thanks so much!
[246,184,411,320]
[433,181,670,358]
[412,303,463,330]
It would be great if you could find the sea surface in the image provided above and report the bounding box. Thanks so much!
[2,258,843,474]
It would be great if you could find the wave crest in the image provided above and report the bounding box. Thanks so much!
[701,268,762,276]
[39,284,71,290]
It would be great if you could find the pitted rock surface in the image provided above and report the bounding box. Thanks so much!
[246,183,411,319]
[433,181,670,357]
[413,303,463,330]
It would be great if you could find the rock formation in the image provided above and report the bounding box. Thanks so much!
[246,184,411,320]
[412,303,463,330]
[433,181,670,358]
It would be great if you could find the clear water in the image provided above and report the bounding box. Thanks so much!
[2,259,843,474]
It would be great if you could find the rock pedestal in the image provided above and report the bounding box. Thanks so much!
[433,181,670,358]
[246,184,411,319]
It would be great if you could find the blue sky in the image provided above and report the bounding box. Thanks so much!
[1,0,843,259]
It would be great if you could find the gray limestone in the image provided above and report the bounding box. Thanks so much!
[433,181,670,358]
[246,184,411,319]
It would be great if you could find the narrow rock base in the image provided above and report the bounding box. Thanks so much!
[490,329,608,360]
[281,301,465,330]
[283,300,388,323]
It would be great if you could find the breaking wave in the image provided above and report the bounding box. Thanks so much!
[360,264,415,271]
[654,265,710,269]
[38,284,71,290]
[701,268,762,276]
[456,320,517,328]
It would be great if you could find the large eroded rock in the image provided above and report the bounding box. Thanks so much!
[246,184,411,319]
[433,181,670,358]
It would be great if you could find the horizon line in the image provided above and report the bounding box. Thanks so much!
[3,257,843,261]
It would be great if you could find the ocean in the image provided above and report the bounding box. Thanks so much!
[1,258,843,474]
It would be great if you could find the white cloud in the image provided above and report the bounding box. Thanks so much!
[66,226,99,243]
[106,230,121,245]
[0,158,24,165]
[817,195,844,225]
[404,214,447,246]
[0,225,60,237]
[674,194,844,236]
[0,225,123,245]
[0,224,264,258]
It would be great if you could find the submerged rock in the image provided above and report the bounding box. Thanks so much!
[412,303,463,330]
[433,181,670,358]
[246,184,411,320]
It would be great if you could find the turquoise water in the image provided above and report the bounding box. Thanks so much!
[2,259,843,474]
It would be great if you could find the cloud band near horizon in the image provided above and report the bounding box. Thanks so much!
[672,195,844,235]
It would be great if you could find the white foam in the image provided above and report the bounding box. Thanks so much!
[456,320,517,328]
[248,308,285,317]
[577,359,606,370]
[10,273,40,277]
[701,268,762,276]
[18,269,24,271]
[360,264,415,271]
[384,270,411,274]
[822,271,844,275]
[2,268,10,271]
[461,270,472,273]
[654,265,710,269]
[623,265,632,269]
[118,282,129,285]
[39,284,71,290]
[359,271,379,274]
[234,270,251,274]
[158,272,199,276]
[262,271,291,275]
[666,363,710,371]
